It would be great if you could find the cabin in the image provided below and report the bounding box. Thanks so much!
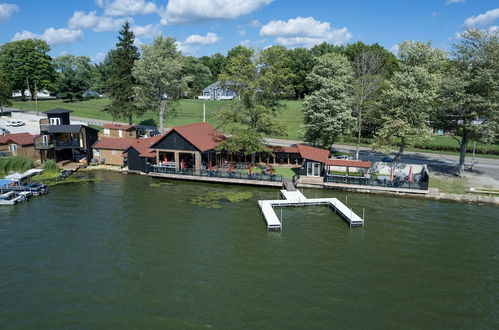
[92,138,135,166]
[123,135,164,172]
[149,122,225,171]
[100,123,137,139]
[199,80,241,100]
[0,133,37,159]
[34,108,99,164]
[297,144,330,177]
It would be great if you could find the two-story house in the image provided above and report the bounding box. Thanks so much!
[34,108,99,164]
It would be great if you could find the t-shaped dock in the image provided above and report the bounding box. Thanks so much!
[258,190,364,231]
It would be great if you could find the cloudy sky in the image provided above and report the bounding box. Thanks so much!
[0,0,498,61]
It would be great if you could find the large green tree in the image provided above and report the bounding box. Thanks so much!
[0,70,12,111]
[215,46,287,158]
[302,52,355,147]
[0,39,55,100]
[200,53,225,83]
[373,41,447,160]
[182,56,212,97]
[437,29,499,176]
[288,47,315,99]
[133,36,188,132]
[105,22,141,124]
[53,55,93,102]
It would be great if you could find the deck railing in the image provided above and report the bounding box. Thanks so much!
[55,140,80,147]
[148,165,283,182]
[34,142,55,149]
[324,174,429,190]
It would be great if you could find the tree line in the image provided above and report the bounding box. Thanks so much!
[0,23,497,175]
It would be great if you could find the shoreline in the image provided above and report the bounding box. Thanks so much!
[81,166,499,206]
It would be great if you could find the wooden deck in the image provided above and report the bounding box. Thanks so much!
[258,190,364,231]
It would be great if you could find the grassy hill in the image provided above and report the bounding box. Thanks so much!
[12,98,305,139]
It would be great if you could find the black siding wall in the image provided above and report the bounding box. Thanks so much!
[127,147,148,172]
[152,131,198,151]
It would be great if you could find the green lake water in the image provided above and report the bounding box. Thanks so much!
[0,171,498,329]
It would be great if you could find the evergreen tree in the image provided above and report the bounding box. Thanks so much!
[302,52,355,147]
[105,22,141,124]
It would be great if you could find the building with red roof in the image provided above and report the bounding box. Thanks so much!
[0,133,37,159]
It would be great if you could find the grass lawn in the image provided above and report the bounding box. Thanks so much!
[429,176,470,194]
[242,166,298,179]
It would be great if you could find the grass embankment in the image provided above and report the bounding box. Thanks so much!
[242,166,298,179]
[0,156,35,177]
[11,98,499,158]
[429,176,470,194]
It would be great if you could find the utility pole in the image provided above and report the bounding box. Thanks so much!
[34,82,39,116]
[203,102,206,122]
[471,141,476,171]
[26,78,32,108]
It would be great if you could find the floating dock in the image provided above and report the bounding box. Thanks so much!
[258,190,364,231]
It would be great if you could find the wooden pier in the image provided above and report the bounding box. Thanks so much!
[258,190,364,231]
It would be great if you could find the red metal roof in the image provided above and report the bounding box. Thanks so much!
[296,144,330,162]
[102,123,135,131]
[325,159,372,168]
[270,146,299,153]
[93,137,134,150]
[154,122,225,152]
[0,133,34,146]
[126,135,164,158]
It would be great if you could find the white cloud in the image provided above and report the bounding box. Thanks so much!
[68,11,130,32]
[260,16,352,48]
[390,44,399,54]
[101,0,158,16]
[175,42,197,55]
[183,32,220,45]
[159,0,274,25]
[238,29,246,36]
[0,2,18,23]
[446,0,465,4]
[132,24,160,38]
[464,8,499,27]
[249,19,261,27]
[239,39,251,46]
[93,52,106,62]
[12,28,83,45]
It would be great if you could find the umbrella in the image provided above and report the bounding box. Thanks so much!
[408,166,413,182]
[249,164,252,174]
[165,157,168,165]
[269,165,273,176]
[389,166,394,182]
[209,160,212,171]
[228,161,232,172]
[181,159,185,169]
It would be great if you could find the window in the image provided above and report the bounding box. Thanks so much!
[9,144,18,154]
[128,131,133,137]
[49,117,61,125]
[103,128,110,135]
[119,130,123,138]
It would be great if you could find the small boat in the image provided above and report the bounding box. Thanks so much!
[0,191,24,206]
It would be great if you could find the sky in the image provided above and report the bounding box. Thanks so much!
[0,0,498,62]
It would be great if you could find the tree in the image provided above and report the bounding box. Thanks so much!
[352,50,386,160]
[373,41,447,160]
[288,47,315,99]
[215,46,287,159]
[0,39,55,100]
[53,55,92,102]
[258,46,294,100]
[345,42,399,75]
[105,22,141,124]
[0,70,12,111]
[437,29,499,176]
[133,36,188,132]
[200,53,225,83]
[302,52,355,147]
[310,42,344,57]
[182,56,212,97]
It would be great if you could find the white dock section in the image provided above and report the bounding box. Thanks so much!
[258,190,364,231]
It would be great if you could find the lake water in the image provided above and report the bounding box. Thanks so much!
[0,171,498,329]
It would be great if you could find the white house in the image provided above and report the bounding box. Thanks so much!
[198,80,241,100]
[12,89,53,98]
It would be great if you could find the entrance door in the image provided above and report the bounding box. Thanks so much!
[307,162,321,177]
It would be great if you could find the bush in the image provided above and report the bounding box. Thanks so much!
[43,159,59,174]
[0,156,35,174]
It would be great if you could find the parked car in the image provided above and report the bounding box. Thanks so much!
[382,157,394,162]
[336,155,351,160]
[5,120,25,127]
[0,127,10,135]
